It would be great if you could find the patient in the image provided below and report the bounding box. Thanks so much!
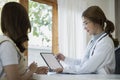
[0,2,48,80]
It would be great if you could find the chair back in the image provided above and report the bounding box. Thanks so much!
[115,46,120,74]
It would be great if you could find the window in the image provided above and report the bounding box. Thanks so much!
[20,0,58,66]
[28,0,52,50]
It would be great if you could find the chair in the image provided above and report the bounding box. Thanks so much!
[115,46,120,74]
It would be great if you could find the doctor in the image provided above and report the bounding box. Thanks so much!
[55,6,119,74]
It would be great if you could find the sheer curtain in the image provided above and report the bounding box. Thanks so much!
[58,0,87,59]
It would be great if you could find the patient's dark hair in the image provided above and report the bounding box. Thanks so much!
[82,6,119,47]
[1,2,31,52]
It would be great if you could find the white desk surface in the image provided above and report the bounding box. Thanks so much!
[33,72,120,80]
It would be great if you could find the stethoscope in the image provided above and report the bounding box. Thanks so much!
[91,33,108,56]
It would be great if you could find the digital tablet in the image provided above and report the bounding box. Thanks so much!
[40,53,63,71]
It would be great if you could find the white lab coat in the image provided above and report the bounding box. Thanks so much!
[63,33,115,74]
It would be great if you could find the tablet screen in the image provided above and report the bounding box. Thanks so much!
[40,53,63,71]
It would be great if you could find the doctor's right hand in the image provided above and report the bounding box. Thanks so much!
[53,68,63,73]
[56,53,65,61]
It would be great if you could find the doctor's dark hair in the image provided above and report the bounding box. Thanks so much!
[82,6,119,47]
[1,2,31,52]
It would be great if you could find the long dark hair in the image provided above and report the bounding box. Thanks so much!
[1,2,31,52]
[82,6,119,47]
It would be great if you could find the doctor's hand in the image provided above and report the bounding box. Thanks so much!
[53,68,63,73]
[56,53,65,61]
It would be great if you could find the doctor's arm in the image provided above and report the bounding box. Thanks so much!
[56,53,81,65]
[62,42,113,74]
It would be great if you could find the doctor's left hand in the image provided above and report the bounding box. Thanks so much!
[54,68,63,73]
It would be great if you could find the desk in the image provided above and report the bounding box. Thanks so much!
[33,72,120,80]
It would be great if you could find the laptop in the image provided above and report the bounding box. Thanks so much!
[40,52,63,72]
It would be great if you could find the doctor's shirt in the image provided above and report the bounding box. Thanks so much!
[62,32,115,74]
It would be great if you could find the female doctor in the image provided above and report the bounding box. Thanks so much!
[55,6,119,74]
